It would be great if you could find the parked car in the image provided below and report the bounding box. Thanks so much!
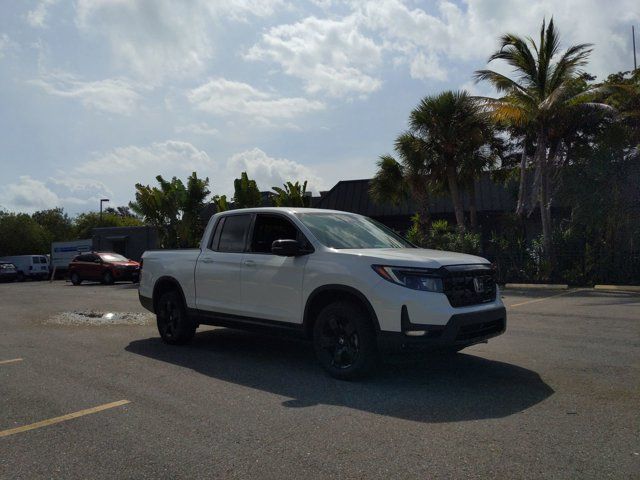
[68,252,140,285]
[139,208,506,380]
[0,255,50,281]
[51,239,92,278]
[0,262,18,282]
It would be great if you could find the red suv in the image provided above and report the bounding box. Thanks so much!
[69,252,140,285]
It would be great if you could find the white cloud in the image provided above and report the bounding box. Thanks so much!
[187,78,324,122]
[0,33,12,59]
[246,15,383,97]
[30,72,143,115]
[175,123,220,136]
[66,142,324,207]
[409,52,447,82]
[27,0,59,28]
[1,143,326,213]
[76,141,214,177]
[0,176,61,212]
[74,0,286,83]
[356,0,640,81]
[227,148,325,193]
[247,0,639,96]
[24,141,219,211]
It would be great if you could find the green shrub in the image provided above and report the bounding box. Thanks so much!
[407,216,481,255]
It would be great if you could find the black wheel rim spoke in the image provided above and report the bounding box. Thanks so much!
[321,315,359,369]
[161,300,177,338]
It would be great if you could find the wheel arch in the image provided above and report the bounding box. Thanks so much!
[303,284,380,339]
[152,276,188,314]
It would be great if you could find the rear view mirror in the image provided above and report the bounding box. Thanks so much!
[271,239,301,257]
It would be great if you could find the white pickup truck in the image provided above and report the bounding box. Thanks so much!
[139,208,506,379]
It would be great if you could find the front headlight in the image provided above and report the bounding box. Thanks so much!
[372,265,443,292]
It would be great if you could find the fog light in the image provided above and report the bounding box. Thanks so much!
[405,330,427,337]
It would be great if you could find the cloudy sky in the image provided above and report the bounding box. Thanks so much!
[1,0,638,214]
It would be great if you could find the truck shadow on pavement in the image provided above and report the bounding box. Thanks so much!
[126,328,554,424]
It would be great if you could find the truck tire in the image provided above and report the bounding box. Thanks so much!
[102,271,114,285]
[156,291,196,345]
[16,272,25,282]
[313,301,377,380]
[70,272,82,285]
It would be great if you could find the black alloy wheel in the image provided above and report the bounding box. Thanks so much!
[156,291,196,345]
[313,301,377,380]
[318,315,360,370]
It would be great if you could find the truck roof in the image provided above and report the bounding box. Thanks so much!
[215,207,356,215]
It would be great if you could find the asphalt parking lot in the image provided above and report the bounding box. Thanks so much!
[1,281,638,479]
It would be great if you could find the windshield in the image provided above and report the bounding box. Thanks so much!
[99,253,129,262]
[296,212,414,249]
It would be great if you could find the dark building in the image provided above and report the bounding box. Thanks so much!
[314,173,522,233]
[197,173,531,234]
[92,226,158,261]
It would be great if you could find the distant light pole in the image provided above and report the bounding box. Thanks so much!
[633,25,637,71]
[99,198,110,224]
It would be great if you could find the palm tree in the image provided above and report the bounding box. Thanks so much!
[233,172,262,208]
[409,90,494,231]
[129,172,210,247]
[370,132,434,236]
[474,18,612,262]
[272,181,311,207]
[459,131,504,230]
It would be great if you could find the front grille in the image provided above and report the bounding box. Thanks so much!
[456,319,504,342]
[441,265,497,308]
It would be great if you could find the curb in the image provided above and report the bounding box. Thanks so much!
[594,285,640,293]
[505,283,568,290]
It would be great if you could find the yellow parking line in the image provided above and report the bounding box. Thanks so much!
[509,288,586,308]
[0,358,23,365]
[0,400,130,438]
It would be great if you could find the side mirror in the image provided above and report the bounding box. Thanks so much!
[271,239,302,257]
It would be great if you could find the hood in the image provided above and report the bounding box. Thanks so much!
[334,248,489,269]
[109,261,140,267]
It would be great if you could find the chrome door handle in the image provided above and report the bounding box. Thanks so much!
[201,257,214,264]
[244,260,256,267]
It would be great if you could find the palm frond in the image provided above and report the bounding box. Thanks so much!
[369,154,408,205]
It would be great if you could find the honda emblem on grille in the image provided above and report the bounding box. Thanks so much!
[473,277,485,293]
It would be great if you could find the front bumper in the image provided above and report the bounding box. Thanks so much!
[114,269,140,281]
[139,293,154,313]
[377,306,507,352]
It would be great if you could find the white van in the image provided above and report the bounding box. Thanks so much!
[0,255,50,281]
[51,239,93,274]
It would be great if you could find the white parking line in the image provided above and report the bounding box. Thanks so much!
[0,400,131,438]
[508,288,587,308]
[0,358,23,366]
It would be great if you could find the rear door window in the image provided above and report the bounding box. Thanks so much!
[216,215,251,253]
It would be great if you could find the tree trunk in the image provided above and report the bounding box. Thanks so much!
[535,130,554,274]
[414,188,431,238]
[469,180,478,231]
[446,163,466,231]
[516,147,528,217]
